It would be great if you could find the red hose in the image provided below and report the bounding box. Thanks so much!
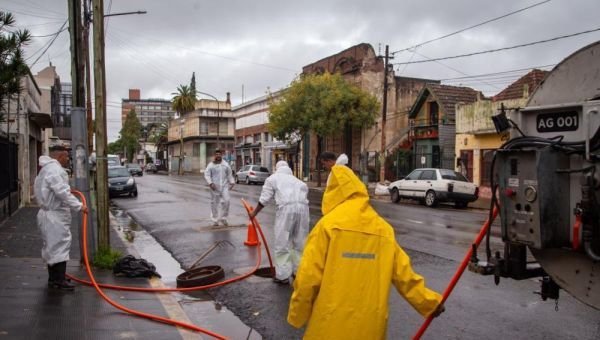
[71,191,275,339]
[241,199,275,276]
[412,206,499,340]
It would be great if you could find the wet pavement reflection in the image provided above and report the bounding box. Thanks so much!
[110,205,262,339]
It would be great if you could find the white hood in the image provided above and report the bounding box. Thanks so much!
[39,155,58,167]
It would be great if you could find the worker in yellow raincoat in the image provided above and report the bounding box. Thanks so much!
[288,165,444,339]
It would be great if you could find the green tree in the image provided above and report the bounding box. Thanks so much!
[120,109,142,162]
[268,72,379,184]
[0,11,31,117]
[107,138,123,155]
[172,84,196,116]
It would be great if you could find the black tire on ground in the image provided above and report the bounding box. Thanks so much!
[390,188,400,203]
[176,265,225,288]
[425,190,438,207]
[131,190,138,198]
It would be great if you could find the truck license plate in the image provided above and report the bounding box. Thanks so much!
[536,111,578,133]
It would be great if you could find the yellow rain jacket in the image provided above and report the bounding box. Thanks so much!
[288,165,442,340]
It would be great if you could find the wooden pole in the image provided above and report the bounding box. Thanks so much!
[93,0,109,247]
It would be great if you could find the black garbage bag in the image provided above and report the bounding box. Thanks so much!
[113,255,162,278]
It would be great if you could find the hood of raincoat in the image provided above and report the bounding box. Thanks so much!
[275,165,293,176]
[335,153,348,165]
[322,165,368,215]
[39,155,59,168]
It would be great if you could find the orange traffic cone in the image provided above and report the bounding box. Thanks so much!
[244,221,260,246]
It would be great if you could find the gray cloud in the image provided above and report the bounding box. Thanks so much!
[8,0,600,141]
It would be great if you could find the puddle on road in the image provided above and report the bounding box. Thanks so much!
[110,206,262,339]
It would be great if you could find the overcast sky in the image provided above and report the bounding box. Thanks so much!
[5,0,600,141]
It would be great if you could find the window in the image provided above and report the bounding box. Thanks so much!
[429,102,439,125]
[440,169,468,182]
[236,136,243,144]
[253,133,261,143]
[263,132,270,142]
[420,170,437,180]
[200,122,208,135]
[259,167,269,173]
[406,170,423,180]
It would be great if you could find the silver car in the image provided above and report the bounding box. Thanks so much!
[235,165,270,185]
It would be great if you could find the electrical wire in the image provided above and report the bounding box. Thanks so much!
[392,0,551,54]
[27,20,67,67]
[0,6,65,20]
[393,27,600,66]
[439,64,556,81]
[31,26,68,38]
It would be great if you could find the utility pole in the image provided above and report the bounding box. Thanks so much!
[68,0,85,107]
[71,107,95,258]
[93,0,110,248]
[379,45,392,182]
[83,0,93,153]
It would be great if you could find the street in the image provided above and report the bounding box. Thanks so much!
[111,173,600,339]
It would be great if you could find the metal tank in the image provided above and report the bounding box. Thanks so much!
[474,41,600,310]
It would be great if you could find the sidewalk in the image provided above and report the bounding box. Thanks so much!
[0,207,195,340]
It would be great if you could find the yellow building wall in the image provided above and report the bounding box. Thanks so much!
[455,132,508,185]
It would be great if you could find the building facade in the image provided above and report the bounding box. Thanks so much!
[1,70,52,221]
[167,95,234,173]
[121,89,175,128]
[408,84,482,171]
[301,43,438,182]
[232,91,286,173]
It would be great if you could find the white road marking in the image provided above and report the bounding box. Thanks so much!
[406,219,424,224]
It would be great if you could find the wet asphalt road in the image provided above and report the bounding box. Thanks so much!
[111,173,600,340]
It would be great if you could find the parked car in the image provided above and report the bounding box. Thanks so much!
[126,163,143,176]
[108,166,138,197]
[145,163,157,173]
[235,165,270,184]
[107,154,121,167]
[388,168,478,208]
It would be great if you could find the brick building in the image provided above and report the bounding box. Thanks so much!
[121,89,175,128]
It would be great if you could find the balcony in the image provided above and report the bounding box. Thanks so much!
[411,119,438,140]
[52,126,72,140]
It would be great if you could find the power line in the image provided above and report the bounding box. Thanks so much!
[28,20,67,67]
[31,27,68,38]
[110,25,297,73]
[438,64,555,81]
[391,0,551,54]
[393,27,600,65]
[410,50,501,90]
[0,6,65,20]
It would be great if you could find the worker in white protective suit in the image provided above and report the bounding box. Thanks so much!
[250,161,309,284]
[204,149,235,226]
[34,147,86,291]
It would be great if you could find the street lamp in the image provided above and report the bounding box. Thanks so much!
[178,117,185,175]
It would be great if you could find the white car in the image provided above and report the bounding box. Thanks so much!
[388,168,478,208]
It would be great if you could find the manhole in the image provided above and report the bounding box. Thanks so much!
[177,265,225,288]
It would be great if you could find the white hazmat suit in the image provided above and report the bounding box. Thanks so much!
[259,161,309,281]
[34,156,83,265]
[204,160,235,224]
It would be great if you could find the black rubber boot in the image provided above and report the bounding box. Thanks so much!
[48,262,75,291]
[47,265,55,286]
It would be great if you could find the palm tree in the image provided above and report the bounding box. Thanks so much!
[171,84,196,116]
[0,11,31,112]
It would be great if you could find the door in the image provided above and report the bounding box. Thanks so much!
[417,169,437,198]
[402,169,424,197]
[459,150,474,182]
